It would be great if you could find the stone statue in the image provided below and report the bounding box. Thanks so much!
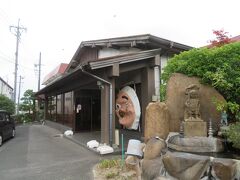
[184,84,201,121]
[221,111,228,126]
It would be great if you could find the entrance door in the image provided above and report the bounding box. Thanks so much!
[75,97,101,132]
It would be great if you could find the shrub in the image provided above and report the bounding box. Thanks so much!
[162,42,240,116]
[0,95,15,114]
[225,122,240,149]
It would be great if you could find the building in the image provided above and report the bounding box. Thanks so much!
[42,63,68,85]
[229,35,240,43]
[36,34,192,145]
[0,77,13,100]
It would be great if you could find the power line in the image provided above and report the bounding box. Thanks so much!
[9,19,27,106]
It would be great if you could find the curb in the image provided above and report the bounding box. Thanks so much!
[63,135,123,156]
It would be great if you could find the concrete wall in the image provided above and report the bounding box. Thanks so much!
[0,78,13,100]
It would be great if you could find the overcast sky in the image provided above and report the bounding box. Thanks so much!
[0,0,239,99]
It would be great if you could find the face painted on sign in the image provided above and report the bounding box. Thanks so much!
[115,86,141,130]
[116,91,136,129]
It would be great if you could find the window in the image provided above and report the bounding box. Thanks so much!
[0,114,5,121]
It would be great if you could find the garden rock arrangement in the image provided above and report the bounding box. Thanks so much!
[140,137,240,180]
[166,73,226,133]
[130,73,239,180]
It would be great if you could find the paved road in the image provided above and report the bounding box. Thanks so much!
[0,124,102,180]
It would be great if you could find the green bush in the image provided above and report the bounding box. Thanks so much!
[161,42,240,148]
[162,42,240,115]
[0,95,15,114]
[225,122,240,149]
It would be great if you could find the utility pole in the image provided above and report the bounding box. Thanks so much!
[10,19,27,106]
[34,52,42,91]
[17,76,24,115]
[38,52,41,91]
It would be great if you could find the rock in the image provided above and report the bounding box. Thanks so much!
[144,137,166,160]
[212,158,238,180]
[144,102,170,141]
[125,155,141,179]
[166,73,226,132]
[141,137,167,180]
[183,121,207,137]
[167,134,224,153]
[162,151,210,180]
[141,157,165,180]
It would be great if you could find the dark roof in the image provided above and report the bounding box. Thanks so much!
[66,34,193,72]
[36,49,161,96]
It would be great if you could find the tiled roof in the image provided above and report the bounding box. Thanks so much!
[42,63,68,85]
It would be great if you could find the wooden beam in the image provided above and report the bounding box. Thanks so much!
[109,63,119,77]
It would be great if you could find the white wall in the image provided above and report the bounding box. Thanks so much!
[0,79,13,100]
[98,47,141,59]
[160,54,169,72]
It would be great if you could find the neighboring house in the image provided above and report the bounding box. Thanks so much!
[229,35,240,43]
[206,34,240,48]
[0,77,13,100]
[42,63,68,85]
[36,34,192,145]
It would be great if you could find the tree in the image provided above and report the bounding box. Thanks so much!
[209,29,231,47]
[19,89,35,114]
[0,95,15,114]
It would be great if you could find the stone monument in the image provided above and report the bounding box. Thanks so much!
[167,83,224,153]
[183,84,207,137]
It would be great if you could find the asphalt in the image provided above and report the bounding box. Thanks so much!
[44,120,141,155]
[0,124,116,180]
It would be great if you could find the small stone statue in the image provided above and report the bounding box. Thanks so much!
[221,111,228,126]
[184,84,201,121]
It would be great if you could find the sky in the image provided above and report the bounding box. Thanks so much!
[0,0,239,101]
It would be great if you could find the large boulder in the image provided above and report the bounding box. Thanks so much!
[144,102,170,141]
[167,134,224,153]
[141,137,167,180]
[212,158,238,180]
[166,73,226,132]
[162,151,210,180]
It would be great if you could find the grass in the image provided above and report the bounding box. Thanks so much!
[98,159,121,169]
[95,158,136,180]
[105,172,119,179]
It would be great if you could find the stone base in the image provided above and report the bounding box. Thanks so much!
[167,135,224,153]
[184,121,207,137]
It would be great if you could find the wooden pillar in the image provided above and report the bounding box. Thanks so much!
[101,64,118,145]
[110,78,116,145]
[101,83,110,144]
[44,96,48,120]
[72,91,76,132]
[141,66,155,132]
